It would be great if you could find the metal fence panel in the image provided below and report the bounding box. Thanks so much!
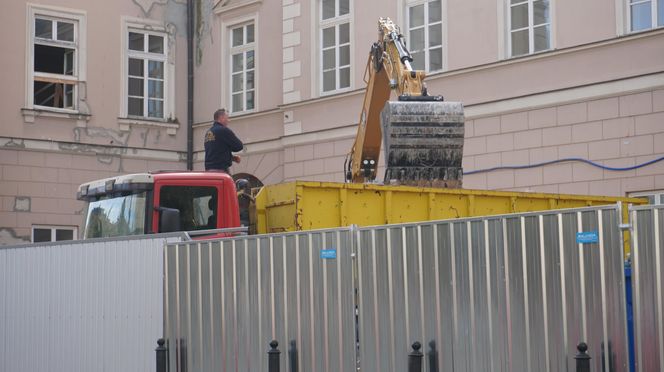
[164,228,356,372]
[356,205,629,372]
[631,205,664,372]
[0,235,181,372]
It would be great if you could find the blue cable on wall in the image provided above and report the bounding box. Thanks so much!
[463,155,664,175]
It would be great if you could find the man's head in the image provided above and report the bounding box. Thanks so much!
[214,109,229,126]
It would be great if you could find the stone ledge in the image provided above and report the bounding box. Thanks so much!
[117,117,179,135]
[21,108,90,127]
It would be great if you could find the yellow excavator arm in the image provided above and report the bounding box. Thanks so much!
[346,18,464,187]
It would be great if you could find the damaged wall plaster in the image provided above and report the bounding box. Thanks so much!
[131,0,218,65]
[196,0,215,64]
[139,128,163,147]
[73,127,130,145]
[2,138,27,148]
[131,0,188,37]
[132,0,170,17]
[14,197,31,212]
[64,128,130,171]
[0,228,30,246]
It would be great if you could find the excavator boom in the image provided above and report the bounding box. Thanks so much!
[347,18,464,187]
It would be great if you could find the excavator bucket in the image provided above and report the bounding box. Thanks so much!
[381,101,465,188]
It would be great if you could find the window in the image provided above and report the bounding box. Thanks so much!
[229,23,256,113]
[508,0,551,57]
[32,226,77,243]
[126,29,167,119]
[159,186,218,231]
[406,0,443,72]
[83,192,147,238]
[320,0,351,93]
[28,6,85,111]
[628,0,664,31]
[629,190,664,204]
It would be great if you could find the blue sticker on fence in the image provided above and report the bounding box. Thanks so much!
[576,231,599,244]
[320,249,337,259]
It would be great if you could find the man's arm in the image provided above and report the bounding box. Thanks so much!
[222,127,244,152]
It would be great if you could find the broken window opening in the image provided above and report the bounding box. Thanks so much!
[31,13,79,111]
[34,81,75,109]
[34,44,75,75]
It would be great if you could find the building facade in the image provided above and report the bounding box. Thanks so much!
[1,0,663,244]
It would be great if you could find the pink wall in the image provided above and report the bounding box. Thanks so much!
[3,1,188,147]
[555,0,618,48]
[2,0,663,245]
[447,0,499,69]
[462,88,664,196]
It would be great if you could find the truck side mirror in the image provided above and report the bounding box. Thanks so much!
[158,207,181,233]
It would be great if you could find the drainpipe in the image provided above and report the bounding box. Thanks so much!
[186,0,194,170]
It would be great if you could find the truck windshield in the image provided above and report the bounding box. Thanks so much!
[83,192,147,239]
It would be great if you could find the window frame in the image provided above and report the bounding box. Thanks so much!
[228,22,257,114]
[629,190,664,204]
[319,0,353,95]
[26,4,86,113]
[120,17,174,122]
[221,14,259,117]
[626,0,664,32]
[32,225,78,243]
[157,185,219,232]
[405,0,446,73]
[507,0,552,58]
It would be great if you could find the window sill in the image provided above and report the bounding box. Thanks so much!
[21,107,90,126]
[506,48,553,61]
[319,86,353,98]
[626,25,664,36]
[118,117,179,135]
[229,109,257,118]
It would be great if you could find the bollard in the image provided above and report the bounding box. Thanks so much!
[288,340,298,372]
[427,340,438,372]
[408,341,423,372]
[156,338,168,372]
[268,340,281,372]
[178,338,187,372]
[575,342,591,372]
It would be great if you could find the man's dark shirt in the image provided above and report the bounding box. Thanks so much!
[204,122,243,171]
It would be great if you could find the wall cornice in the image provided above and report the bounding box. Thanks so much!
[214,0,262,15]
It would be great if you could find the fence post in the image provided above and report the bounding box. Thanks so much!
[288,340,298,372]
[268,340,281,372]
[408,341,423,372]
[427,340,438,372]
[156,338,168,372]
[575,342,591,372]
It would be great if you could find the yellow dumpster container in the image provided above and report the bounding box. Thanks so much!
[254,181,646,234]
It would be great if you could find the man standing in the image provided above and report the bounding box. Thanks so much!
[204,109,244,172]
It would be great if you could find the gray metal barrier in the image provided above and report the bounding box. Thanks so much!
[631,204,664,372]
[356,205,629,372]
[164,205,635,372]
[164,229,356,372]
[0,234,183,372]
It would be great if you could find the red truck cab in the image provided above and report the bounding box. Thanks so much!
[77,171,240,239]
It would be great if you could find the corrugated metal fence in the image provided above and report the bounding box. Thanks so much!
[631,204,664,372]
[164,229,356,372]
[0,234,184,372]
[357,205,628,372]
[8,204,664,371]
[166,205,637,372]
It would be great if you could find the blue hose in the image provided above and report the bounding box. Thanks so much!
[463,156,664,175]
